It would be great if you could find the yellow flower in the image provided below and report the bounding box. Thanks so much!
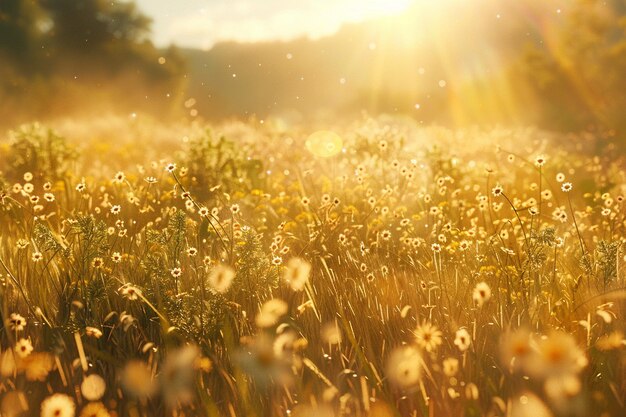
[414,322,443,352]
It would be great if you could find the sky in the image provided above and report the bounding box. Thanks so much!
[134,0,414,49]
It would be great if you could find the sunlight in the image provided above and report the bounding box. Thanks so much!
[1,1,625,415]
[305,130,343,157]
[357,0,414,16]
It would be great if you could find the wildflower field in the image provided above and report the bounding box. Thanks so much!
[0,117,624,417]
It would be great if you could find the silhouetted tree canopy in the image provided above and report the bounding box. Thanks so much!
[0,0,185,127]
[40,0,151,53]
[0,0,44,67]
[520,0,626,134]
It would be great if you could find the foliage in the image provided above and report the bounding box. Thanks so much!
[7,123,77,181]
[0,0,185,127]
[0,118,624,417]
[183,129,265,198]
[521,0,626,134]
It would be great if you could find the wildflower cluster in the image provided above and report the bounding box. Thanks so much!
[0,119,623,416]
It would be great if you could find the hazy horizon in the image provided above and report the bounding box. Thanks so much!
[135,0,417,49]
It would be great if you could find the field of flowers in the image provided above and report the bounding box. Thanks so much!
[0,117,624,417]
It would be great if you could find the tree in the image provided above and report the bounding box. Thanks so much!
[521,0,626,135]
[39,0,152,54]
[0,0,185,128]
[0,0,45,67]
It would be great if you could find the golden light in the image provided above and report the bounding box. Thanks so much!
[360,0,414,16]
[305,131,343,158]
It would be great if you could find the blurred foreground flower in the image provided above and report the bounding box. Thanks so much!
[79,402,111,417]
[500,328,533,372]
[120,360,156,398]
[472,282,491,307]
[282,257,311,291]
[525,331,587,380]
[454,328,471,352]
[81,374,106,401]
[595,331,626,351]
[256,299,288,328]
[41,394,75,417]
[385,346,422,390]
[208,264,236,293]
[1,390,28,417]
[510,392,552,417]
[160,345,201,407]
[236,333,295,388]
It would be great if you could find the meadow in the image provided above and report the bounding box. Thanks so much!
[0,116,624,417]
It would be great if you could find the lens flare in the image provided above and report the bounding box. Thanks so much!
[305,131,343,157]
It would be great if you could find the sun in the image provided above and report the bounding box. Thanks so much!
[350,0,414,19]
[364,0,414,15]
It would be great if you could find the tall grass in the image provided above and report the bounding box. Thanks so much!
[0,118,624,417]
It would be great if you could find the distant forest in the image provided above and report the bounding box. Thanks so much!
[0,0,185,126]
[1,0,625,136]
